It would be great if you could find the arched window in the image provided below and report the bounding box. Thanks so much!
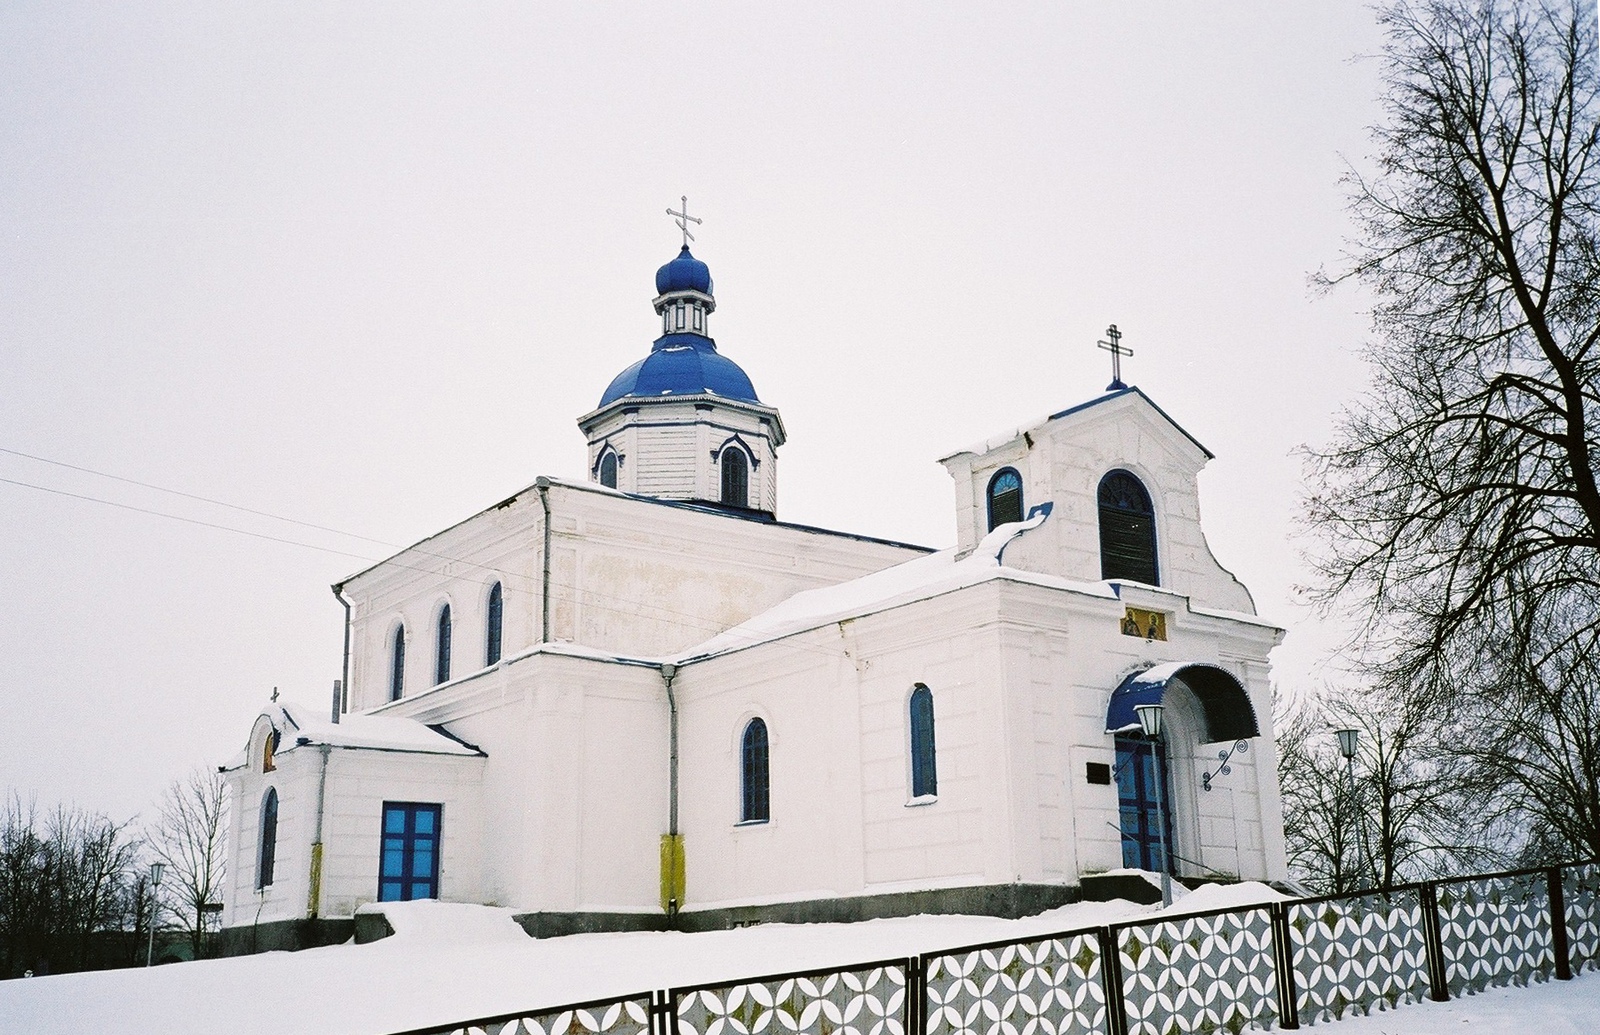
[435,605,452,685]
[1098,470,1159,585]
[598,451,618,489]
[909,685,938,798]
[721,448,749,508]
[390,625,406,702]
[485,583,503,666]
[257,788,278,889]
[261,728,279,773]
[740,718,770,823]
[986,468,1024,530]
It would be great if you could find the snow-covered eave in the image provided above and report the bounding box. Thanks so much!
[938,386,1214,464]
[576,391,787,445]
[362,640,663,717]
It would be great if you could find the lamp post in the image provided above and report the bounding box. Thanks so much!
[1334,728,1365,890]
[1134,702,1172,907]
[145,862,164,967]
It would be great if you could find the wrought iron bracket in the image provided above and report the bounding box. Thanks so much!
[1201,739,1250,791]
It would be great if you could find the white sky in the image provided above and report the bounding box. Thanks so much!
[1,3,1383,821]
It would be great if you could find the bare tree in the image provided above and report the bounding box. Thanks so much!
[1305,0,1600,865]
[148,768,228,961]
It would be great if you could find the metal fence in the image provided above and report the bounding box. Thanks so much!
[394,860,1600,1035]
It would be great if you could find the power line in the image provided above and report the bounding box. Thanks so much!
[0,476,379,562]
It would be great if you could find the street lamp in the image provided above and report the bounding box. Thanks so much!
[1133,702,1173,907]
[146,862,165,967]
[1334,728,1366,890]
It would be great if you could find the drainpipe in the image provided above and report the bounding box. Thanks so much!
[535,478,552,643]
[332,583,352,716]
[308,744,331,919]
[659,662,684,917]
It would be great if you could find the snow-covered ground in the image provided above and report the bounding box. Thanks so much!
[0,880,1592,1035]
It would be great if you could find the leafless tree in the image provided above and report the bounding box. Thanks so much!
[1305,0,1599,865]
[148,767,228,961]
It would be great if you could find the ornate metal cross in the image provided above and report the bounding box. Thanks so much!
[667,196,702,247]
[1097,323,1132,391]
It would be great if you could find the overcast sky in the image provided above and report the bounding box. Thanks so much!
[1,2,1385,822]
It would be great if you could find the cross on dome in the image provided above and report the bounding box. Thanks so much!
[1097,323,1133,391]
[667,196,702,247]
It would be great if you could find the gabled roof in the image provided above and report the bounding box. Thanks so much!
[221,702,484,771]
[942,386,1213,463]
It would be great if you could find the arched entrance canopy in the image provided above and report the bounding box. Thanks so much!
[1106,663,1259,743]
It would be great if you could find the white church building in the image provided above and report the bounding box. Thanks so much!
[219,239,1289,949]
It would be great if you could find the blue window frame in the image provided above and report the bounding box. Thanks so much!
[740,718,769,823]
[486,583,503,666]
[1099,470,1159,585]
[379,802,442,902]
[910,685,937,798]
[1115,735,1172,872]
[257,788,278,889]
[986,468,1024,530]
[390,625,405,702]
[435,605,452,685]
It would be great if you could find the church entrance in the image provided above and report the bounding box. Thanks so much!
[1115,736,1173,873]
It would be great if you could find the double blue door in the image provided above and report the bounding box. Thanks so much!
[380,802,441,902]
[1116,736,1172,872]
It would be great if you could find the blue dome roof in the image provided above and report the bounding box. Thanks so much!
[598,334,760,408]
[656,246,713,295]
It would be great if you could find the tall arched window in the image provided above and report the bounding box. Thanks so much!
[986,468,1023,530]
[390,625,406,702]
[598,451,618,489]
[1098,470,1159,585]
[740,718,770,823]
[909,685,938,798]
[257,788,278,889]
[485,582,503,666]
[435,605,452,685]
[721,448,749,508]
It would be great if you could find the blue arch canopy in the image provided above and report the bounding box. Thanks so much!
[1106,663,1260,744]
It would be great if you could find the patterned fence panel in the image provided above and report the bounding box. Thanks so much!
[1115,907,1280,1035]
[674,961,908,1035]
[1436,871,1553,995]
[1288,890,1430,1023]
[1566,862,1600,975]
[401,994,654,1035]
[924,930,1108,1035]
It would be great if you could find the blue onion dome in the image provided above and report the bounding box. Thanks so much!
[656,245,713,295]
[598,335,760,407]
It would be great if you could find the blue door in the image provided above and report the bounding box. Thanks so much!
[379,802,442,902]
[1116,736,1172,872]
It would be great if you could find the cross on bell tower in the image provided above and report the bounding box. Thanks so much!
[1097,324,1133,391]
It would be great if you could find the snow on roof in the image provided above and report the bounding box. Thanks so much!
[222,702,483,770]
[673,506,1057,662]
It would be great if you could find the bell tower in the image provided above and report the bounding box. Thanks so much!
[578,230,785,515]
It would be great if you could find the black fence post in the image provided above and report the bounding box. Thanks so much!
[1269,902,1300,1029]
[650,989,673,1035]
[1097,927,1128,1035]
[904,957,925,1035]
[1419,884,1450,1002]
[1549,867,1573,981]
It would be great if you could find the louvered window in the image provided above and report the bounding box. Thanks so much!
[910,685,938,798]
[486,583,503,666]
[390,626,406,702]
[741,718,770,823]
[435,605,452,685]
[1098,470,1159,585]
[721,449,749,508]
[598,451,618,489]
[986,468,1024,530]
